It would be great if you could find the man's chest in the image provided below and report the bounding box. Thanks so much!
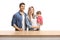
[16,14,25,21]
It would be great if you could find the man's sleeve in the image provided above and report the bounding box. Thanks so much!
[11,15,17,26]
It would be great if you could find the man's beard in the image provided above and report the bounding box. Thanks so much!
[20,10,24,12]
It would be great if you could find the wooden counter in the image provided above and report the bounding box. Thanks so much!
[0,31,60,37]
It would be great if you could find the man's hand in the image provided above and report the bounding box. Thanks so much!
[13,24,23,31]
[19,28,23,31]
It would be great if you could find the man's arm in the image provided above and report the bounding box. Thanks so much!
[11,15,23,31]
[13,24,23,31]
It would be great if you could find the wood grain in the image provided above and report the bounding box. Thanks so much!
[0,31,60,37]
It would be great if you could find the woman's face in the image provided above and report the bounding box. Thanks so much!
[29,8,34,15]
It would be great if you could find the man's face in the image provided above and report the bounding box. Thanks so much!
[20,5,25,11]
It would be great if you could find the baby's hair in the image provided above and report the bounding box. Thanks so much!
[36,11,41,15]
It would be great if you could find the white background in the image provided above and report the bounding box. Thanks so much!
[0,0,60,31]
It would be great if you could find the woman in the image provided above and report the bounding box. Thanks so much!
[26,6,40,31]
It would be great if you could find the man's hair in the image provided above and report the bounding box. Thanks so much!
[19,2,25,7]
[36,11,41,15]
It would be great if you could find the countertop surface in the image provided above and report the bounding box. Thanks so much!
[0,31,60,37]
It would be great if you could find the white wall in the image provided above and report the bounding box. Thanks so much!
[0,0,60,31]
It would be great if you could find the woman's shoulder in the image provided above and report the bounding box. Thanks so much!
[26,15,30,20]
[26,15,29,18]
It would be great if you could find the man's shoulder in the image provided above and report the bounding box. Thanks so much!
[13,11,19,16]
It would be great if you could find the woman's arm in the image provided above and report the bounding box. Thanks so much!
[26,16,32,28]
[26,16,40,29]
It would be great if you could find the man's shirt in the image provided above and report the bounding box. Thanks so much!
[11,11,27,30]
[20,12,25,31]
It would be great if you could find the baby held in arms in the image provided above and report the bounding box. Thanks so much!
[26,6,43,31]
[36,11,43,30]
[32,11,43,31]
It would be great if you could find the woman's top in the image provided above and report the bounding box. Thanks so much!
[26,15,39,31]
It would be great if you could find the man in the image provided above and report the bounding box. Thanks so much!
[11,3,27,31]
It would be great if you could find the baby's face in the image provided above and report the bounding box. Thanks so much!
[36,14,41,16]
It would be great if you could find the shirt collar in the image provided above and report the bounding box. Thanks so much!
[18,10,25,15]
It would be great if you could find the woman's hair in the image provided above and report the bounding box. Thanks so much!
[28,6,34,20]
